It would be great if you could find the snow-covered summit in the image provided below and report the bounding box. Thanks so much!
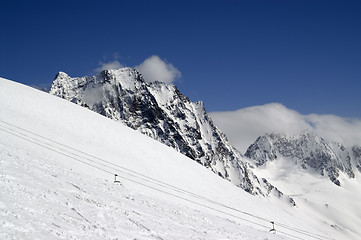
[55,71,70,78]
[49,68,288,199]
[245,132,359,186]
[51,68,142,94]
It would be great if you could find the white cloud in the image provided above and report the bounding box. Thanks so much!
[96,60,124,72]
[83,85,104,106]
[135,55,181,83]
[210,103,361,153]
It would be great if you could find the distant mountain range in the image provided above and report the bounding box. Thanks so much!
[49,67,361,202]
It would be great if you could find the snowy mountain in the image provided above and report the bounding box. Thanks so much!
[245,132,361,186]
[243,132,361,240]
[49,68,287,199]
[209,105,361,240]
[1,77,331,239]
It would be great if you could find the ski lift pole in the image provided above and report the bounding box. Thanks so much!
[114,173,120,183]
[269,221,276,234]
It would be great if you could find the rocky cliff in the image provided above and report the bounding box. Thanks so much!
[50,68,291,200]
[245,132,360,186]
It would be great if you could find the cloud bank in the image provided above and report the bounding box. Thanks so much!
[95,55,181,84]
[96,60,124,72]
[135,55,181,83]
[210,103,361,153]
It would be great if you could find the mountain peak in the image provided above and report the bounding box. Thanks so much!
[245,132,358,186]
[100,67,142,79]
[54,71,70,80]
[49,70,293,200]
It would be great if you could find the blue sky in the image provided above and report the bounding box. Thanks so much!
[1,0,360,118]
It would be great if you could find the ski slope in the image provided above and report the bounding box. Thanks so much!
[0,77,333,239]
[251,156,361,240]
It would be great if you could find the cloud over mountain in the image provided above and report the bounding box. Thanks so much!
[96,60,124,72]
[95,55,181,84]
[135,55,181,83]
[210,103,361,153]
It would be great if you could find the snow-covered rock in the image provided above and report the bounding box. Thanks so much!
[352,145,361,172]
[245,132,359,186]
[49,68,287,199]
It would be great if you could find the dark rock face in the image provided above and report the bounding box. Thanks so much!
[50,67,289,199]
[352,146,361,172]
[245,133,359,186]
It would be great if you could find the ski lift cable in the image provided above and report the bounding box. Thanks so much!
[0,121,325,229]
[0,121,331,240]
[0,120,199,193]
[0,124,329,240]
[0,120,195,193]
[0,123,200,200]
[0,125,118,173]
[0,126,113,175]
[0,121,274,222]
[0,123,207,201]
[0,126,273,233]
[0,121,275,224]
[1,120,269,219]
[0,121,332,240]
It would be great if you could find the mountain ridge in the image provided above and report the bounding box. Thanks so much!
[49,67,292,202]
[245,132,361,186]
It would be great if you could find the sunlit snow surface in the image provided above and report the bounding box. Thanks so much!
[252,156,361,240]
[1,144,284,240]
[0,77,337,239]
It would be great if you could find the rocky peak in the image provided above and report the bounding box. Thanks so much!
[245,132,358,186]
[49,67,294,203]
[54,71,70,79]
[352,146,361,172]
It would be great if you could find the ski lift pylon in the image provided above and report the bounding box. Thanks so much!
[114,173,121,183]
[269,221,276,234]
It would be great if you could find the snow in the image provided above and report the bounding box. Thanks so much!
[0,77,333,239]
[109,68,139,91]
[245,133,361,239]
[251,155,361,240]
[1,142,283,240]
